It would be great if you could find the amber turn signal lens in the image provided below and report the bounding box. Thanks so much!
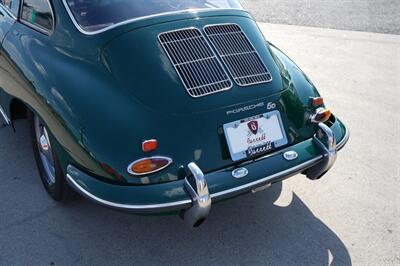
[142,139,158,153]
[311,108,331,123]
[127,157,172,176]
[311,97,324,107]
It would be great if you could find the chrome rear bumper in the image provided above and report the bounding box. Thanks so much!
[66,155,321,215]
[182,122,343,226]
[67,122,349,227]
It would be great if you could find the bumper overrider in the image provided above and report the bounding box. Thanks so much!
[66,121,349,227]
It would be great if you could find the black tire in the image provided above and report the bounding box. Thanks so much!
[28,111,76,202]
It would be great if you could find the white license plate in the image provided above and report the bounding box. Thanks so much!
[223,111,288,161]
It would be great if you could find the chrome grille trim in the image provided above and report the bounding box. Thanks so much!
[204,23,273,87]
[159,28,233,98]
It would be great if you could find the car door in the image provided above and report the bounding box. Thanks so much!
[0,0,19,121]
[0,0,19,39]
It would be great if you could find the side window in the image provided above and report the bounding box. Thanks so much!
[1,0,21,17]
[21,0,53,33]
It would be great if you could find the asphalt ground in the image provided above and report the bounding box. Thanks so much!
[1,23,399,265]
[242,0,400,34]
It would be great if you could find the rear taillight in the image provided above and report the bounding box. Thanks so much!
[311,97,324,107]
[127,156,172,176]
[142,139,158,153]
[310,108,331,123]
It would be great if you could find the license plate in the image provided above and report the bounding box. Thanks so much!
[223,111,288,161]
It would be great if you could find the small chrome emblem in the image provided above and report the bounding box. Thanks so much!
[226,102,265,115]
[284,151,298,161]
[267,102,276,110]
[232,167,249,179]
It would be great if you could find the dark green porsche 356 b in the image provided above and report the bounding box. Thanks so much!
[0,0,349,226]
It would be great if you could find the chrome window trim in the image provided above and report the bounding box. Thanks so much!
[0,2,17,20]
[204,23,273,87]
[0,105,11,125]
[61,0,246,36]
[19,0,55,35]
[158,27,233,98]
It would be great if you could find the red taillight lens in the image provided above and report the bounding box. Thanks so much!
[311,97,324,107]
[142,139,158,153]
[127,157,172,176]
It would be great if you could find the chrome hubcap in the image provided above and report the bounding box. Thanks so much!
[34,116,56,185]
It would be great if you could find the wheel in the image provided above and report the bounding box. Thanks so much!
[29,111,75,201]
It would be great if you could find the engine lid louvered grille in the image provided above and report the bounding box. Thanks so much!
[159,28,232,98]
[204,24,273,87]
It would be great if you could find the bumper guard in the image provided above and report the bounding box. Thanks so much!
[183,163,212,227]
[182,122,339,226]
[306,123,337,180]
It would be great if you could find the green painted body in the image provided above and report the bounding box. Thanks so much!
[0,3,348,211]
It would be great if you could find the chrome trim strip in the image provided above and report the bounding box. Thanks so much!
[211,156,322,199]
[0,105,11,125]
[66,173,192,211]
[127,156,173,176]
[61,0,246,36]
[337,127,350,151]
[66,156,322,212]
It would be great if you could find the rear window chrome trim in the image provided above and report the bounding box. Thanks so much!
[19,19,52,35]
[61,0,246,36]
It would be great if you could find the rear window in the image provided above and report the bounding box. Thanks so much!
[64,0,243,33]
[21,0,54,32]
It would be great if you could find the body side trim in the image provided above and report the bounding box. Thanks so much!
[66,173,192,211]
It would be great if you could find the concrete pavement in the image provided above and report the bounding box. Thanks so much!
[0,23,399,265]
[242,0,400,34]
